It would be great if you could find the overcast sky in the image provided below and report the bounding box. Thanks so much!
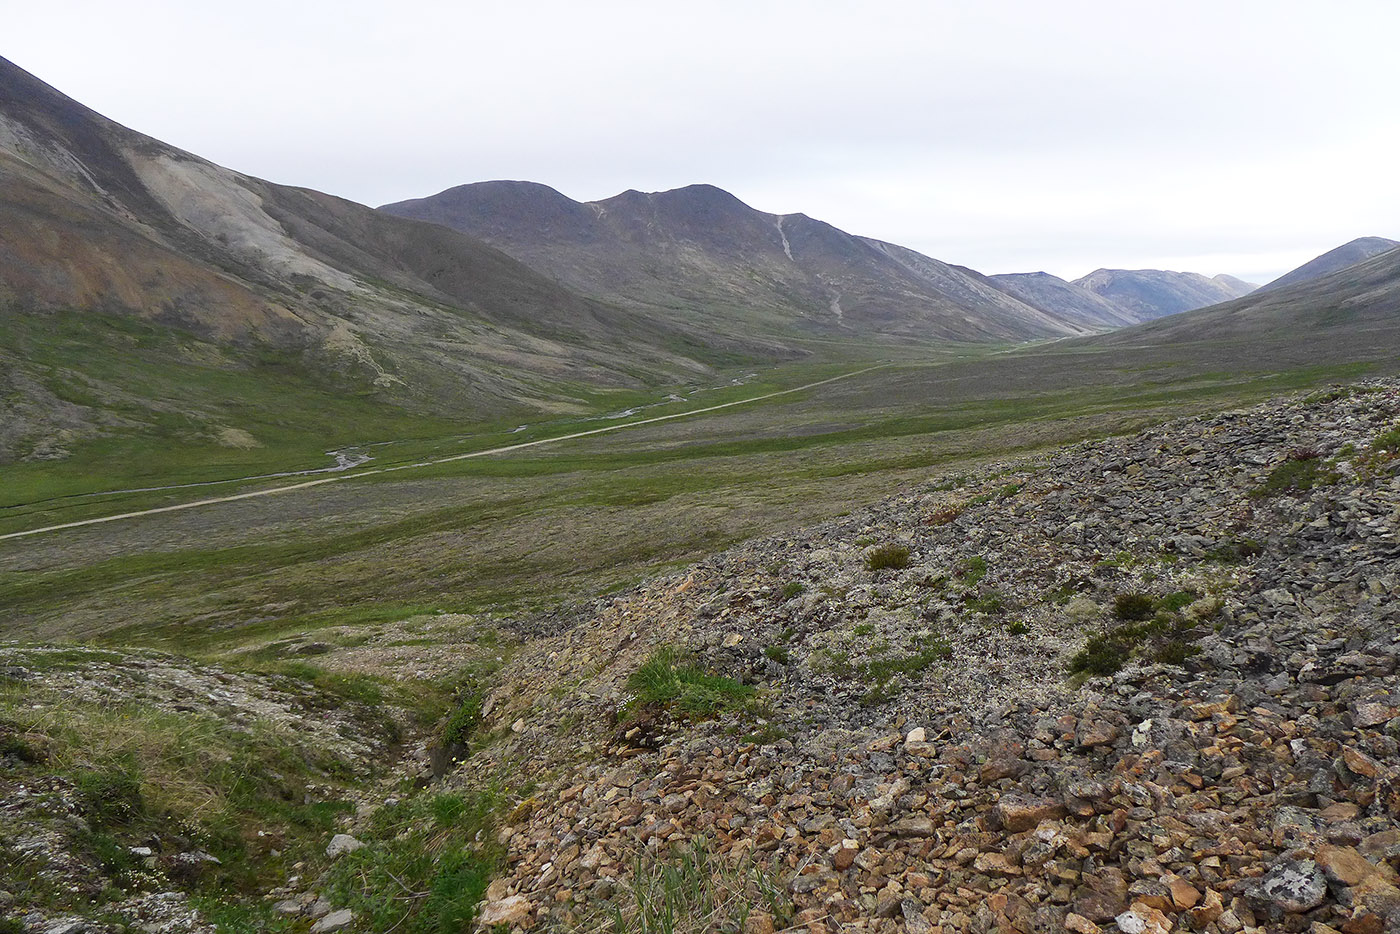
[8,1,1399,283]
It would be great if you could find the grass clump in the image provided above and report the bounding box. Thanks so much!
[1251,453,1339,498]
[956,555,988,587]
[1367,423,1400,462]
[762,645,790,665]
[1204,539,1263,564]
[325,789,503,934]
[779,581,806,600]
[1113,593,1156,621]
[599,838,792,934]
[963,590,1005,614]
[626,647,754,719]
[1071,591,1208,677]
[865,544,911,571]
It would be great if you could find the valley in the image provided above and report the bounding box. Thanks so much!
[2,48,1400,934]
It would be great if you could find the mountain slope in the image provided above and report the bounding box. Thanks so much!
[1258,236,1399,293]
[988,271,1139,329]
[380,180,1093,342]
[1072,268,1257,321]
[0,57,764,464]
[1083,246,1400,348]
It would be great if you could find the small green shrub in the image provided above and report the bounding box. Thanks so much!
[1204,539,1262,564]
[866,544,911,571]
[1371,424,1400,458]
[963,590,1005,614]
[1155,641,1201,666]
[1156,591,1197,613]
[852,623,874,637]
[779,582,806,600]
[74,765,144,828]
[957,556,988,586]
[627,647,754,718]
[1113,593,1156,621]
[1068,635,1131,677]
[762,645,790,665]
[1252,456,1338,498]
[1006,620,1029,636]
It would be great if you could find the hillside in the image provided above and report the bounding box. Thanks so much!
[1259,236,1400,294]
[1084,246,1400,349]
[1073,268,1257,321]
[988,271,1139,329]
[0,57,773,466]
[7,381,1400,933]
[379,181,1093,342]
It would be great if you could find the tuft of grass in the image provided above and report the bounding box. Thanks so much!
[865,544,911,571]
[626,647,754,719]
[1071,591,1209,677]
[1252,454,1339,498]
[1113,593,1156,621]
[779,581,806,600]
[599,838,792,934]
[325,789,503,934]
[962,590,1005,614]
[1204,539,1263,564]
[1369,424,1400,459]
[957,555,988,587]
[762,645,790,665]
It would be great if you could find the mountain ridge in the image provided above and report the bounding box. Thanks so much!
[380,180,1097,342]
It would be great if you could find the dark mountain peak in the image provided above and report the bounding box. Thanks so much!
[380,180,595,241]
[599,183,758,227]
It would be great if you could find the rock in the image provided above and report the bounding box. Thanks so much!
[1065,913,1100,934]
[1347,876,1400,930]
[905,727,926,744]
[995,794,1066,832]
[833,839,859,870]
[1251,860,1327,913]
[310,909,354,933]
[478,895,533,926]
[325,834,363,858]
[1316,845,1387,887]
[1078,720,1119,748]
[43,923,89,934]
[1074,869,1130,922]
[1343,746,1381,778]
[722,633,744,648]
[1159,874,1199,910]
[1115,901,1172,934]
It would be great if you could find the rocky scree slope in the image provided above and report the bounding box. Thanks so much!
[454,382,1400,932]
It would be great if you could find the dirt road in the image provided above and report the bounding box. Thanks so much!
[0,365,888,542]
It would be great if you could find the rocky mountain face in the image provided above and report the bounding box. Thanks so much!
[379,181,1093,343]
[1072,269,1258,322]
[445,381,1400,932]
[988,272,1140,330]
[1260,237,1400,294]
[0,57,770,460]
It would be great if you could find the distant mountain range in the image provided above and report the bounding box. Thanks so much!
[1,53,1397,464]
[380,181,1090,343]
